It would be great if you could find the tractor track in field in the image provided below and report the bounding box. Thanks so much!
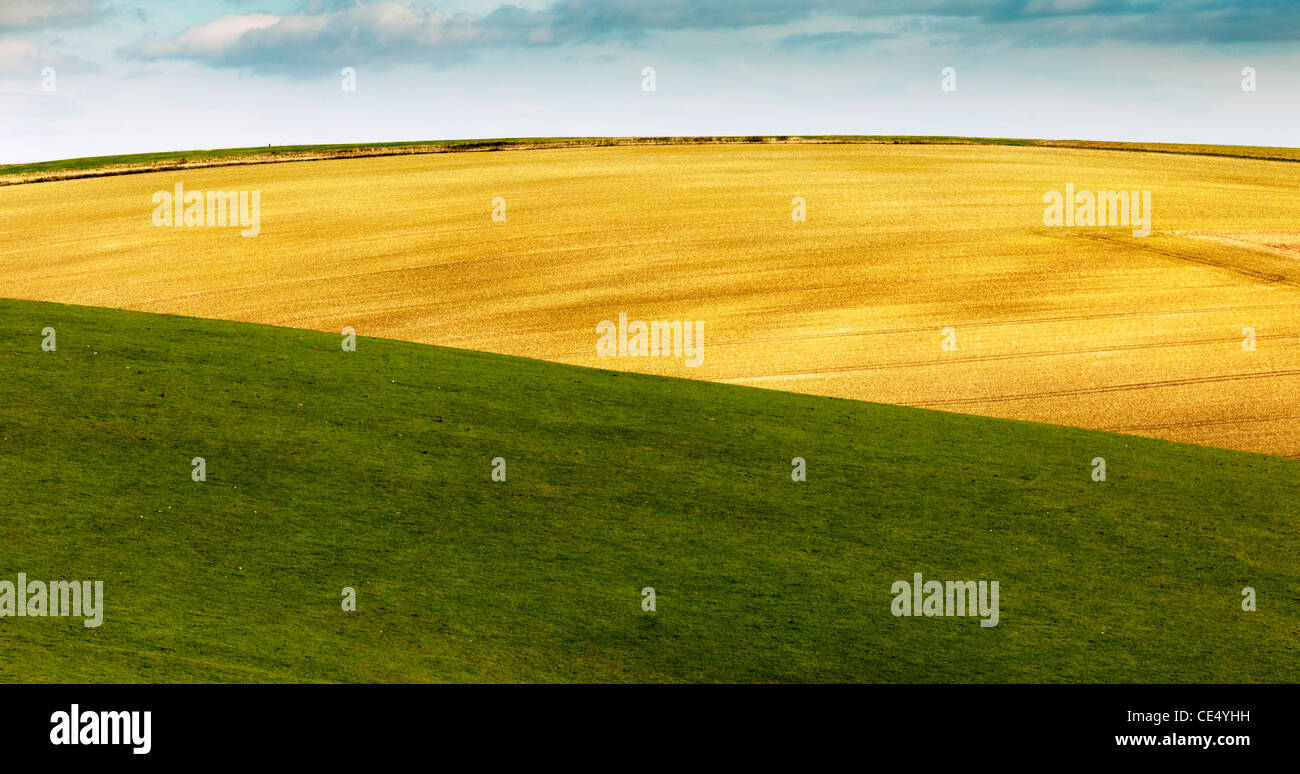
[695,303,1299,349]
[526,303,1299,358]
[1102,414,1300,432]
[1076,232,1299,286]
[713,333,1300,379]
[908,368,1300,407]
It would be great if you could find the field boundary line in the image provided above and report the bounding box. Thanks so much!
[5,135,1300,187]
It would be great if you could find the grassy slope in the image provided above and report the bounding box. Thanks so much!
[5,135,1300,184]
[0,298,1296,683]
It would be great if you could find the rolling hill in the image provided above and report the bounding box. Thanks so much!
[2,140,1297,456]
[1,298,1295,682]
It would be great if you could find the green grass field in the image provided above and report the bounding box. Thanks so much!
[0,297,1295,682]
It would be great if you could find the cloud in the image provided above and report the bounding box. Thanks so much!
[0,0,103,31]
[779,30,896,51]
[116,0,929,75]
[118,0,1300,76]
[126,13,283,60]
[0,35,95,74]
[120,4,480,73]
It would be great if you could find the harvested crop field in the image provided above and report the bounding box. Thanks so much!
[3,142,1298,455]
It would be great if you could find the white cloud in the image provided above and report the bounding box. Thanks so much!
[0,0,101,30]
[128,13,283,59]
[120,3,473,72]
[0,34,93,74]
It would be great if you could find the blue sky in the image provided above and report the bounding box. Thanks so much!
[2,0,1298,162]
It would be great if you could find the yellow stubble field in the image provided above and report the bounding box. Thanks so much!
[2,143,1297,455]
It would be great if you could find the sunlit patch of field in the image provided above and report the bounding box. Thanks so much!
[2,143,1298,455]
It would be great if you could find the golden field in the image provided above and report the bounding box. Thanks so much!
[2,143,1297,455]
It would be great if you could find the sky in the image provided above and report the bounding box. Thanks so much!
[1,0,1298,163]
